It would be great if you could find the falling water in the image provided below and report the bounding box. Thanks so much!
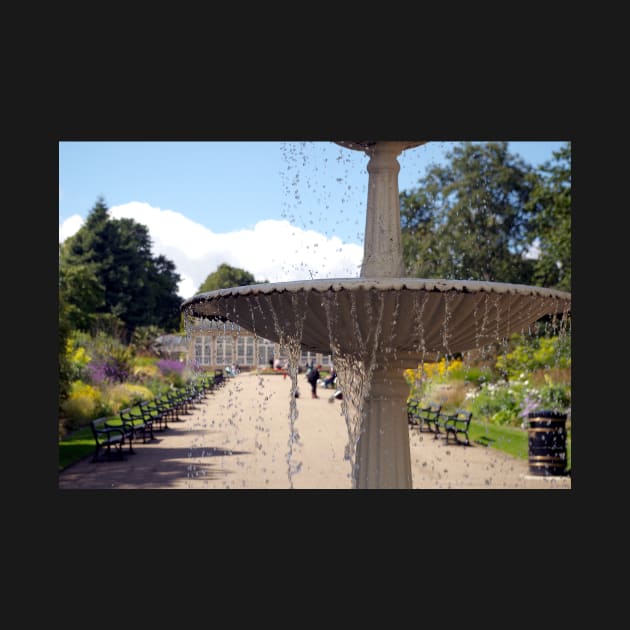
[279,141,368,250]
[282,338,303,487]
[330,354,368,485]
[264,291,310,487]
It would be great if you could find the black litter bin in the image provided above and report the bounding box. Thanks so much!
[527,411,568,476]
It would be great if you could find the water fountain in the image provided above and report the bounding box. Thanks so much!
[181,141,571,489]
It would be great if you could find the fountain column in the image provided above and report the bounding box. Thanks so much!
[360,142,407,278]
[349,143,416,489]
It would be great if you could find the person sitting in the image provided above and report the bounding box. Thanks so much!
[324,369,337,389]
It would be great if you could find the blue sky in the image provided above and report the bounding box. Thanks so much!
[59,141,566,297]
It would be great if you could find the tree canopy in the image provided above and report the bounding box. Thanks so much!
[196,263,259,293]
[525,142,571,291]
[400,141,570,288]
[59,197,182,338]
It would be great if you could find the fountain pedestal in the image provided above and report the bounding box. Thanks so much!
[355,357,413,488]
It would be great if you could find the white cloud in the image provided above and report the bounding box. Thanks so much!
[59,214,84,242]
[59,201,363,297]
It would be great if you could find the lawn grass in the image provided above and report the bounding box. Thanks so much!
[469,420,571,471]
[59,416,128,471]
[59,426,95,470]
[470,420,528,458]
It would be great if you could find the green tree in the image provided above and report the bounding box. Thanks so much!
[131,325,165,354]
[196,263,258,293]
[59,256,105,331]
[59,196,182,338]
[401,142,538,284]
[146,255,182,330]
[525,142,571,292]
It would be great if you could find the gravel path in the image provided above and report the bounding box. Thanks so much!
[58,373,571,490]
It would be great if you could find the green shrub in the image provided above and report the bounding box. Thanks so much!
[420,381,471,414]
[66,331,93,381]
[61,381,106,430]
[466,379,529,427]
[536,378,571,414]
[133,355,159,367]
[132,362,160,383]
[453,364,493,387]
[139,377,173,397]
[101,383,154,415]
[496,333,571,379]
[131,325,164,354]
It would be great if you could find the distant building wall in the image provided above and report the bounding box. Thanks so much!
[185,318,331,371]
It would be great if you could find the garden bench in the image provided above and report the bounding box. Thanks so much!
[165,390,185,420]
[408,401,442,433]
[90,417,129,462]
[202,375,216,392]
[441,410,473,445]
[407,399,421,425]
[418,403,442,433]
[155,394,180,423]
[120,406,155,444]
[407,399,423,427]
[214,369,225,387]
[201,377,214,393]
[179,384,199,411]
[139,399,169,432]
[166,388,195,419]
[186,382,205,405]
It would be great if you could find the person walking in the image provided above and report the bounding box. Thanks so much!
[307,364,321,399]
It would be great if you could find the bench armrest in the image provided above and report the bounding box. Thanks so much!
[93,426,125,442]
[443,412,471,427]
[120,407,148,424]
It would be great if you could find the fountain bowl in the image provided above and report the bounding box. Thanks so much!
[182,277,571,359]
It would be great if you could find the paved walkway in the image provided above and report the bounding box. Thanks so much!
[58,373,571,490]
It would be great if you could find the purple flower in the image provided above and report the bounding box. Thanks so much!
[86,361,129,384]
[156,359,185,376]
[86,362,108,384]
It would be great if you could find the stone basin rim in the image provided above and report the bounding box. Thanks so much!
[181,277,571,311]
